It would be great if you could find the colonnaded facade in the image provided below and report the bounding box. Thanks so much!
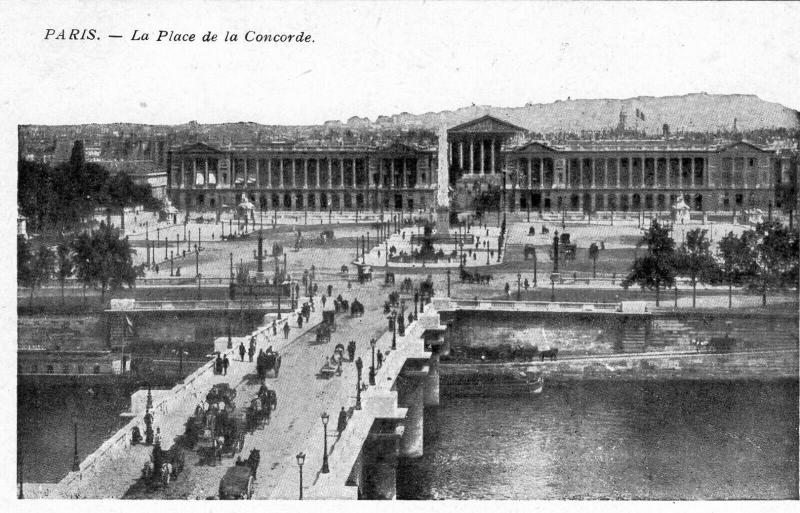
[167,115,796,214]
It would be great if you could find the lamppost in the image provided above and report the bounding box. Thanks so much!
[414,290,419,318]
[296,452,305,499]
[320,412,330,474]
[170,251,174,276]
[447,268,451,297]
[71,414,80,472]
[355,373,362,410]
[517,272,522,300]
[369,338,376,385]
[391,310,397,350]
[533,248,538,287]
[195,247,201,300]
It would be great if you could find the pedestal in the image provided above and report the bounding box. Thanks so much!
[435,207,450,235]
[254,271,266,284]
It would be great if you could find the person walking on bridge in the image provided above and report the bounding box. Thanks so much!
[376,349,384,369]
[337,406,348,436]
[238,342,246,362]
[248,343,255,363]
[222,354,229,376]
[283,322,290,339]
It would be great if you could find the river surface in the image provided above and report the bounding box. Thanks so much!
[18,383,136,483]
[397,380,798,500]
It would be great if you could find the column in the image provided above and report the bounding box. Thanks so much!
[340,158,345,188]
[192,159,197,187]
[678,157,683,190]
[353,159,358,188]
[204,159,209,185]
[616,157,621,188]
[705,158,710,187]
[579,160,584,189]
[539,159,544,190]
[480,139,485,174]
[180,159,185,189]
[591,158,596,188]
[290,159,296,188]
[328,158,332,189]
[255,159,260,189]
[691,158,696,188]
[390,159,395,188]
[367,157,373,188]
[402,159,408,188]
[459,142,464,169]
[469,140,474,174]
[315,159,320,188]
[490,138,496,174]
[527,159,532,188]
[279,159,285,188]
[244,158,249,187]
[303,159,308,189]
[641,157,646,187]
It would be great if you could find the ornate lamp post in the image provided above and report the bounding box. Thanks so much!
[320,412,330,474]
[391,310,397,350]
[414,290,419,317]
[369,338,376,385]
[71,414,80,472]
[355,373,362,410]
[296,452,305,500]
[517,272,522,300]
[447,268,451,297]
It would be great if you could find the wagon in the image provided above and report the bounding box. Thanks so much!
[315,323,332,344]
[322,310,336,330]
[219,465,254,499]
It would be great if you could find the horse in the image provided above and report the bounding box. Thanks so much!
[540,348,558,361]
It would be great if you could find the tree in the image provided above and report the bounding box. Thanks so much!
[72,222,137,303]
[19,242,55,308]
[17,235,32,285]
[588,242,600,278]
[621,220,676,306]
[674,228,719,308]
[717,231,751,309]
[741,221,799,306]
[56,241,75,305]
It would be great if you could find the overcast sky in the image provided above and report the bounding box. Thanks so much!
[2,1,799,127]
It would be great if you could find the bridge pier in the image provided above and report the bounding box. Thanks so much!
[398,370,426,458]
[361,432,401,499]
[424,353,440,407]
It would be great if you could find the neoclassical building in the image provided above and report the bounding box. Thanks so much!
[167,115,795,213]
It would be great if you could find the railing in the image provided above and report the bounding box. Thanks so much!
[107,299,277,311]
[434,298,622,313]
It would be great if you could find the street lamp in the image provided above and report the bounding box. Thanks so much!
[391,310,397,350]
[369,338,376,385]
[296,452,305,500]
[320,412,330,474]
[517,273,521,301]
[71,414,80,472]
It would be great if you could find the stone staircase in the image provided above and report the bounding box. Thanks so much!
[621,321,647,353]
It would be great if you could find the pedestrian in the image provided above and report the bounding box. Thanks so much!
[377,350,383,369]
[248,344,255,363]
[222,354,229,375]
[524,278,530,290]
[272,320,277,336]
[337,406,348,434]
[283,322,290,339]
[327,284,333,297]
[238,342,246,362]
[347,340,356,362]
[297,314,303,328]
[322,295,327,307]
[355,356,363,380]
[504,282,510,297]
[347,280,352,290]
[215,353,223,375]
[408,312,414,325]
[155,264,160,275]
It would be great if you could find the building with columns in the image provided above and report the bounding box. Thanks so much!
[167,115,795,214]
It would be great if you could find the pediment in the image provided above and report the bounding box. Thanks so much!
[512,141,558,153]
[716,141,768,154]
[448,115,526,134]
[180,142,225,155]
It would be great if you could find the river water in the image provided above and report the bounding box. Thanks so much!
[397,380,798,500]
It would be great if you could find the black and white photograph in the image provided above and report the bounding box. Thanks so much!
[3,0,799,504]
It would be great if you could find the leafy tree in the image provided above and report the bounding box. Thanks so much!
[56,241,75,305]
[474,188,501,218]
[17,235,32,285]
[621,220,676,306]
[19,242,55,307]
[588,242,600,278]
[741,221,799,306]
[674,228,719,308]
[72,222,137,303]
[716,231,752,309]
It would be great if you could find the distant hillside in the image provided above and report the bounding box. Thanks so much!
[371,93,800,135]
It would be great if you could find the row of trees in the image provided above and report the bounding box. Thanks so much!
[622,220,798,307]
[18,223,139,306]
[19,140,159,232]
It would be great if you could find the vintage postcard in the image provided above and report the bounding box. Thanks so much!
[3,1,798,508]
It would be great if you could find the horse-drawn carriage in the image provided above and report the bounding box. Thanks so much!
[141,443,186,487]
[245,385,276,432]
[340,264,349,276]
[459,266,493,285]
[315,322,332,344]
[322,310,336,330]
[256,349,282,380]
[334,295,350,313]
[318,344,345,379]
[384,272,395,285]
[350,299,364,317]
[219,449,260,500]
[206,383,237,408]
[356,264,372,283]
[399,277,414,293]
